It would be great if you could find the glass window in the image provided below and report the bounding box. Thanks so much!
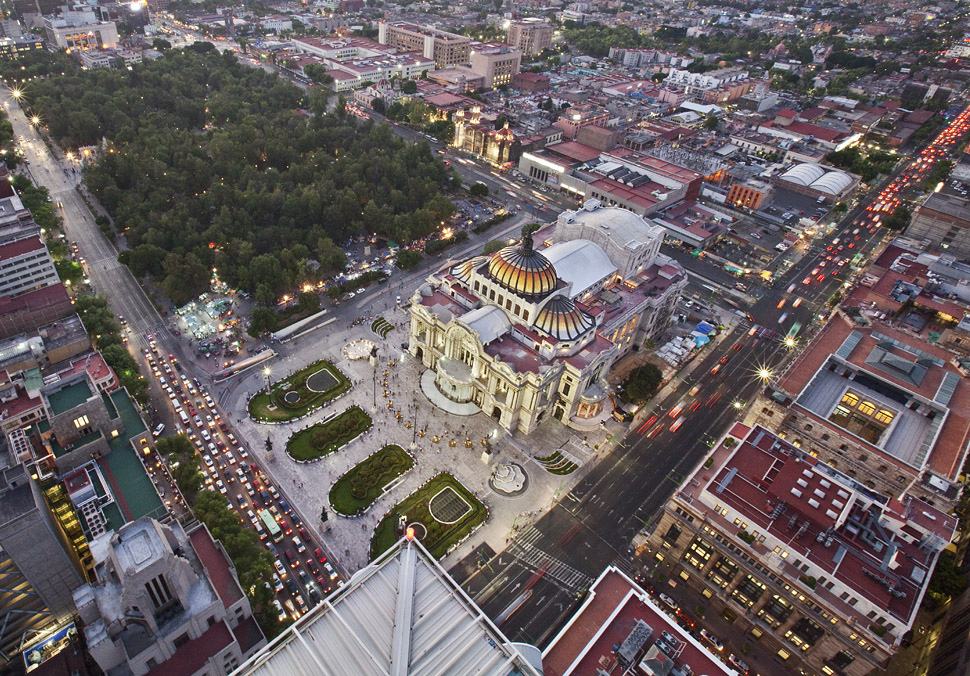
[840,392,859,407]
[857,400,876,416]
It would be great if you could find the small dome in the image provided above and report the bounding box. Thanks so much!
[534,296,594,341]
[450,256,486,282]
[488,235,557,297]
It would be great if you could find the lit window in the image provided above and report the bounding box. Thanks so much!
[840,392,859,407]
[73,415,89,429]
[875,409,894,424]
[857,400,876,416]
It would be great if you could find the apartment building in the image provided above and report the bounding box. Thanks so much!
[647,423,955,676]
[377,21,469,68]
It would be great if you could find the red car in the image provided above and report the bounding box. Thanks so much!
[314,548,327,564]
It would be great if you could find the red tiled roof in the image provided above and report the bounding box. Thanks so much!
[785,120,848,143]
[545,141,602,163]
[0,283,70,314]
[145,620,233,676]
[0,236,45,262]
[190,525,244,607]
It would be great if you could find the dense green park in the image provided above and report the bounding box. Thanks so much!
[24,47,457,306]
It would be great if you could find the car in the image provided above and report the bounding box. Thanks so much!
[709,364,721,376]
[273,574,284,593]
[309,586,322,605]
[719,356,729,364]
[727,654,749,674]
[700,629,724,652]
[292,536,306,554]
[274,599,287,622]
[688,385,700,396]
[286,577,298,595]
[152,423,165,437]
[284,549,298,567]
[274,560,287,578]
[314,548,327,564]
[203,455,214,467]
[236,493,246,507]
[227,433,238,446]
[324,561,338,580]
[295,594,309,615]
[299,527,311,541]
[307,559,320,575]
[658,593,678,612]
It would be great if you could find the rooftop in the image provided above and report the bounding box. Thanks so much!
[543,567,734,676]
[232,536,541,676]
[681,424,955,629]
[45,379,93,417]
[777,314,970,481]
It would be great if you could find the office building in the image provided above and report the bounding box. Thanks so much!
[506,19,552,57]
[44,6,118,51]
[408,201,685,434]
[750,312,970,510]
[377,21,470,68]
[74,517,265,676]
[647,423,955,676]
[0,236,60,299]
[905,192,970,257]
[0,35,44,59]
[232,533,541,676]
[467,43,520,89]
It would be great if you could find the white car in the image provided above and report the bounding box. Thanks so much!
[274,599,286,622]
[658,593,678,612]
[216,480,227,495]
[203,455,214,467]
[700,629,724,652]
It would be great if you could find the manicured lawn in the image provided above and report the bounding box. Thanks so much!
[329,445,414,516]
[370,473,487,560]
[248,359,350,422]
[286,406,372,461]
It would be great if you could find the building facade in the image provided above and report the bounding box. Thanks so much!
[506,19,552,57]
[647,423,955,676]
[74,518,265,676]
[377,21,469,68]
[44,9,118,51]
[407,202,685,434]
[453,109,517,165]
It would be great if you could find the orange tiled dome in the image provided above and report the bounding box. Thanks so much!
[535,296,594,340]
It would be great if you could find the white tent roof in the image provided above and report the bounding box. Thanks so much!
[543,239,617,297]
[232,538,542,676]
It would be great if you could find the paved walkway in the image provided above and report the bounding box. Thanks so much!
[226,305,618,576]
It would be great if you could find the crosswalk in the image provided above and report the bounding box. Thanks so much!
[509,527,593,592]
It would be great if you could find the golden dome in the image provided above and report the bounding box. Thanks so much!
[535,296,595,341]
[487,235,557,297]
[450,256,486,282]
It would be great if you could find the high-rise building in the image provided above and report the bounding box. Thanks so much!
[377,21,470,68]
[74,518,266,676]
[232,533,542,676]
[467,43,520,88]
[506,19,552,57]
[44,6,118,51]
[646,422,955,676]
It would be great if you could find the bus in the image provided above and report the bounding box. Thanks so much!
[787,322,803,338]
[259,510,283,542]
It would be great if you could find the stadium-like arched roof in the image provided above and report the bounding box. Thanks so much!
[780,163,826,186]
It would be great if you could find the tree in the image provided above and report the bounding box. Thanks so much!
[371,97,386,115]
[249,306,278,337]
[703,114,719,131]
[298,291,320,314]
[152,38,172,51]
[621,364,663,404]
[883,206,911,231]
[483,239,507,255]
[521,222,541,237]
[396,249,422,270]
[469,182,489,197]
[401,79,417,95]
[929,553,968,599]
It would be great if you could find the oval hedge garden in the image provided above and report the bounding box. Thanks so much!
[286,406,372,461]
[329,445,414,516]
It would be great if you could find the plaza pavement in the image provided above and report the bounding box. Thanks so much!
[223,301,621,577]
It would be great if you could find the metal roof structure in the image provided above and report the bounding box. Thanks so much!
[231,535,543,676]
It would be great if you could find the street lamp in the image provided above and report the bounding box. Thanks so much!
[30,115,39,125]
[784,335,797,349]
[263,366,271,393]
[756,367,773,383]
[10,89,21,100]
[732,400,745,410]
